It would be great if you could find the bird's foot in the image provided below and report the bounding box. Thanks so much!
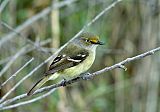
[61,78,67,86]
[81,72,92,80]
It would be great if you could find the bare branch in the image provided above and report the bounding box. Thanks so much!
[0,94,27,107]
[0,57,45,103]
[0,56,12,65]
[0,38,51,65]
[1,21,55,54]
[86,0,122,27]
[0,58,34,88]
[0,39,51,103]
[0,38,51,78]
[0,0,77,46]
[0,46,159,110]
[0,88,56,110]
[0,45,30,78]
[92,47,159,77]
[0,0,10,13]
[28,47,160,94]
[70,0,122,44]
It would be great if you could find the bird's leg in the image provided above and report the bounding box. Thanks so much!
[61,77,67,86]
[80,72,92,80]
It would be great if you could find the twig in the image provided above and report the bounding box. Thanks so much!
[0,56,49,103]
[0,46,159,110]
[0,88,56,110]
[1,46,119,65]
[1,21,55,54]
[0,0,77,46]
[17,46,160,93]
[0,56,12,65]
[70,0,122,44]
[0,75,133,110]
[0,94,27,107]
[92,48,158,77]
[0,38,51,78]
[24,46,160,93]
[0,0,10,13]
[0,39,51,102]
[0,45,29,78]
[0,58,34,88]
[0,84,59,108]
[0,38,51,65]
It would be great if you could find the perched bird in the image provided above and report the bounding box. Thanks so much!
[27,32,104,96]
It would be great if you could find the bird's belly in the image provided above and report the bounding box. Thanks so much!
[59,53,95,80]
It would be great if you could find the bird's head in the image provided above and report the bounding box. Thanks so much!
[74,32,104,50]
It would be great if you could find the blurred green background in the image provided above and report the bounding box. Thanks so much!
[0,0,160,112]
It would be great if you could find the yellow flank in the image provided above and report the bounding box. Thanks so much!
[58,51,95,80]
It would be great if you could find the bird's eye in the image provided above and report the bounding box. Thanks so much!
[85,39,90,43]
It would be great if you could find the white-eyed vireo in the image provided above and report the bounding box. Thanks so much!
[27,32,104,96]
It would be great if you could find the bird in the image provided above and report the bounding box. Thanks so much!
[27,32,104,96]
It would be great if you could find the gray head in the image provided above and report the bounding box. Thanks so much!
[73,32,104,50]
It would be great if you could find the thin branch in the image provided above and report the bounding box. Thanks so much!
[0,88,56,110]
[0,85,59,108]
[20,46,160,94]
[0,46,159,110]
[0,38,51,78]
[0,57,51,103]
[1,21,55,54]
[0,0,77,46]
[0,38,51,65]
[0,56,12,65]
[0,75,134,110]
[0,0,10,13]
[0,45,29,78]
[0,39,51,103]
[70,0,122,44]
[0,58,34,88]
[0,94,27,107]
[23,47,160,94]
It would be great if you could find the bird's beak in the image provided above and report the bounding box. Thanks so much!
[96,40,104,45]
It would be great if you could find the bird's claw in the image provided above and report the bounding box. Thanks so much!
[82,73,92,80]
[61,78,67,86]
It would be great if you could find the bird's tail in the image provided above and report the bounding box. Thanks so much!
[27,76,49,96]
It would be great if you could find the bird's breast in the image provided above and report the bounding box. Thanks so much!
[59,51,95,80]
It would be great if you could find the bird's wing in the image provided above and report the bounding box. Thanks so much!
[45,50,89,76]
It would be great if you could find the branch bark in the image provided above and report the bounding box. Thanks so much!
[0,58,34,88]
[0,46,159,110]
[0,0,10,13]
[0,39,51,78]
[33,46,160,94]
